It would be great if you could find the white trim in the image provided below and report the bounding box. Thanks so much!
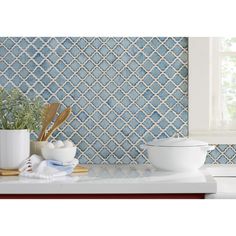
[189,131,236,144]
[189,37,212,132]
[189,37,236,144]
[220,52,236,56]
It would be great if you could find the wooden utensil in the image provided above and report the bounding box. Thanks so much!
[0,165,88,176]
[43,107,72,141]
[38,103,60,141]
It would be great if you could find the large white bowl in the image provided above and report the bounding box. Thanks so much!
[140,137,215,172]
[41,147,76,163]
[144,146,212,172]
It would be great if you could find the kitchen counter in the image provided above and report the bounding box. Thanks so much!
[204,165,236,199]
[0,165,216,198]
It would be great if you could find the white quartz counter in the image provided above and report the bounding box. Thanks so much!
[204,165,236,199]
[0,165,216,194]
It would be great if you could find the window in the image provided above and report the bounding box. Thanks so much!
[189,37,236,144]
[218,38,236,129]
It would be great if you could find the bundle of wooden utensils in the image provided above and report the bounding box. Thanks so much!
[38,103,71,141]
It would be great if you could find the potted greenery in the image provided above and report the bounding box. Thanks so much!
[0,88,43,169]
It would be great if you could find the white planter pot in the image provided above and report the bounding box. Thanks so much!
[0,130,30,169]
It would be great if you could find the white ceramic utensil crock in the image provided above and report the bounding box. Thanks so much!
[0,130,30,169]
[30,141,48,156]
[140,137,215,172]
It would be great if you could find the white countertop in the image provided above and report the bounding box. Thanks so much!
[204,164,236,199]
[0,165,216,194]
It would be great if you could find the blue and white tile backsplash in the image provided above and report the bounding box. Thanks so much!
[0,37,188,164]
[1,37,232,165]
[206,145,236,164]
[1,37,235,164]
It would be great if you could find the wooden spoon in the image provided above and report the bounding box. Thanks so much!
[38,103,60,141]
[43,107,72,141]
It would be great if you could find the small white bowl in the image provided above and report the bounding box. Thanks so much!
[41,146,77,163]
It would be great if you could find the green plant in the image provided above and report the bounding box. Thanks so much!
[0,88,44,131]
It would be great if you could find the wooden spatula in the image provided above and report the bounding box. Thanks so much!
[38,103,60,141]
[43,107,72,141]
